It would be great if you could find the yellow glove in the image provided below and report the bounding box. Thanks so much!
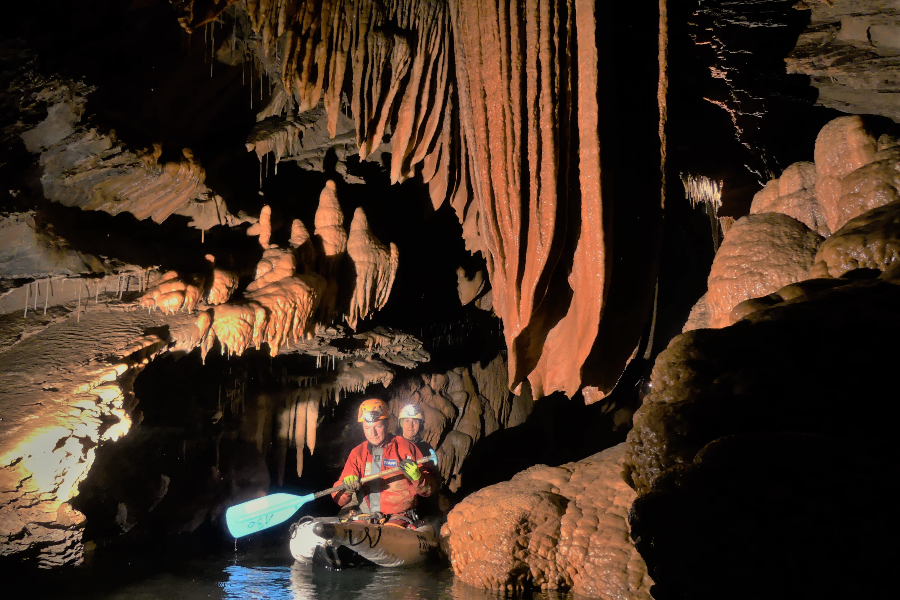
[399,459,421,481]
[343,474,361,491]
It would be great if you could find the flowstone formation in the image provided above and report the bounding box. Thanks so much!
[444,443,652,598]
[686,115,900,331]
[627,114,900,597]
[625,276,900,599]
[705,213,822,328]
[169,0,660,401]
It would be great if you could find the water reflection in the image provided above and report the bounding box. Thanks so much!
[31,549,572,600]
[220,561,572,600]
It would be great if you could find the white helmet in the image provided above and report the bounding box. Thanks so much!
[399,404,425,421]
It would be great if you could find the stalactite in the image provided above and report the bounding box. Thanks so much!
[294,395,307,476]
[167,0,658,400]
[276,397,292,486]
[306,392,319,455]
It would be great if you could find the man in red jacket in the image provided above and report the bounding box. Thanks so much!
[332,399,436,526]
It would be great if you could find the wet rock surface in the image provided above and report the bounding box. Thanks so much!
[705,213,823,328]
[811,200,900,278]
[626,277,900,598]
[444,443,651,598]
[750,161,831,236]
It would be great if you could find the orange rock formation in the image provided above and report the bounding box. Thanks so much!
[345,207,399,330]
[705,214,823,328]
[444,443,652,597]
[173,0,658,401]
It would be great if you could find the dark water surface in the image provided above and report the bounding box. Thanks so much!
[10,545,574,600]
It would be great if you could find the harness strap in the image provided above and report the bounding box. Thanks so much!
[360,445,382,514]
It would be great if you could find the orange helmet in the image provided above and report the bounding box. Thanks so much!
[357,398,388,423]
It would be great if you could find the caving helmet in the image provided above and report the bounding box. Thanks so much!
[357,398,389,423]
[399,404,425,422]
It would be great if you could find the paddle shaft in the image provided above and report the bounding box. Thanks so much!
[312,453,435,499]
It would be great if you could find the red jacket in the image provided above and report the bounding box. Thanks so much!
[332,435,435,515]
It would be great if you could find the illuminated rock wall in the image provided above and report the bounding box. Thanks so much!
[167,0,660,402]
[444,443,652,598]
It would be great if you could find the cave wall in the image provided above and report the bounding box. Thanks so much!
[788,0,900,123]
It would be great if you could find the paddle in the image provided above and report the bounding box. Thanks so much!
[225,448,439,538]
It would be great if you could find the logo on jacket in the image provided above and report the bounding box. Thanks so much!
[383,459,398,467]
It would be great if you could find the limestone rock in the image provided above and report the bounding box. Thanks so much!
[625,278,900,598]
[682,292,710,333]
[444,443,652,598]
[138,271,203,315]
[207,268,239,306]
[39,130,216,225]
[811,200,900,278]
[246,274,326,356]
[749,162,831,237]
[0,309,175,567]
[0,212,99,281]
[345,207,399,331]
[787,0,900,123]
[813,115,893,233]
[625,277,900,495]
[706,213,823,328]
[456,267,485,306]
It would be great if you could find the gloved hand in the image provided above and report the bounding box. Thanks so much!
[342,474,361,491]
[399,458,421,481]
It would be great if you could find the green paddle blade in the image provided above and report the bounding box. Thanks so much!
[225,492,314,538]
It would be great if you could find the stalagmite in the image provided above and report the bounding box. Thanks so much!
[313,180,347,321]
[246,248,297,293]
[345,207,399,330]
[289,218,317,271]
[138,271,203,315]
[258,205,272,248]
[207,268,239,305]
[313,181,347,269]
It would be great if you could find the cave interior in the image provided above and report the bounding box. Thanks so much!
[1,0,899,598]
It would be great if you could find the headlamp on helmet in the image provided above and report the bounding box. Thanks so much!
[399,404,425,422]
[357,398,388,423]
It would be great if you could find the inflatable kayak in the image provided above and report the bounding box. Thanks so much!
[289,516,440,568]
